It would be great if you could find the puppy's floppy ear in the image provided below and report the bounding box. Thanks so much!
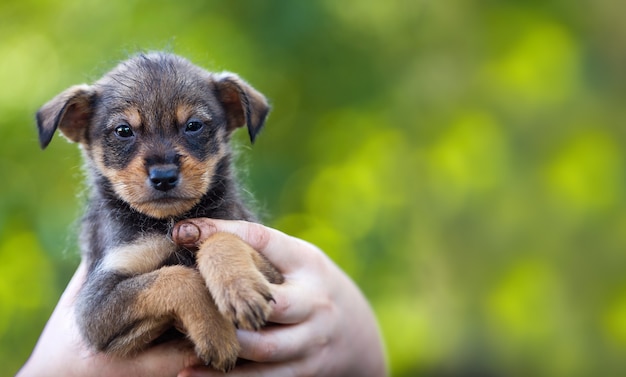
[36,84,95,149]
[214,73,270,143]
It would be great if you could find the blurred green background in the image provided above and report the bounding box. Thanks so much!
[2,0,626,376]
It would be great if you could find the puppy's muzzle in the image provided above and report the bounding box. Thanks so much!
[149,165,179,192]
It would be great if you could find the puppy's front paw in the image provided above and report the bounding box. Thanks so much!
[196,232,277,331]
[218,274,274,331]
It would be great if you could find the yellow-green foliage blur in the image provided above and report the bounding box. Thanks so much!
[2,1,626,376]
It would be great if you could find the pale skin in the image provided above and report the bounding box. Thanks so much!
[17,219,388,377]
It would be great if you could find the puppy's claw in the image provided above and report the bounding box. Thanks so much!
[264,292,276,304]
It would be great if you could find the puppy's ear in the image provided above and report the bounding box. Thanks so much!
[214,73,270,143]
[36,84,95,149]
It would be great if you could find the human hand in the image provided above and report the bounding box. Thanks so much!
[17,262,203,377]
[171,219,388,377]
[18,219,387,377]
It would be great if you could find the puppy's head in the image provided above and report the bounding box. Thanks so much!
[37,53,269,219]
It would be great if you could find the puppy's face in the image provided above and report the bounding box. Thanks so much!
[37,53,269,219]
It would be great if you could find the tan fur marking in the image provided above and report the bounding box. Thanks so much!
[177,153,217,196]
[176,104,213,126]
[113,152,146,195]
[122,107,142,128]
[100,235,175,275]
[176,104,193,125]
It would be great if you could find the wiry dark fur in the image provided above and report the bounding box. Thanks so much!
[36,53,282,372]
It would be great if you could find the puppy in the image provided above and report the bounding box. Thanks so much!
[36,52,283,372]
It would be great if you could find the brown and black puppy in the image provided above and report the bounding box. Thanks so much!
[36,52,283,372]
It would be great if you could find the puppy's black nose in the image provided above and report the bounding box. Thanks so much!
[149,165,179,191]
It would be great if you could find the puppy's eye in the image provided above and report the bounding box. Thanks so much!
[185,120,204,133]
[115,124,134,139]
